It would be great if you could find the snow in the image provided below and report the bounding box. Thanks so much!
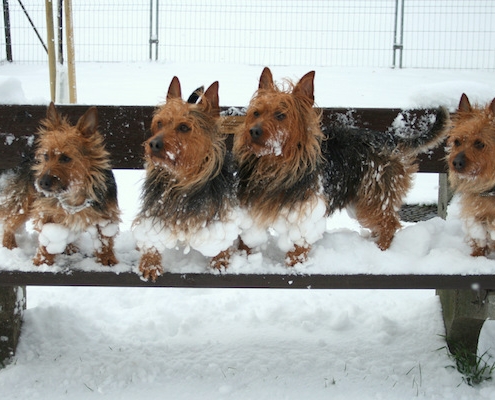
[1,62,495,398]
[38,223,78,255]
[133,212,241,258]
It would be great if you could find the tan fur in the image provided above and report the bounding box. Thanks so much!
[147,94,224,195]
[0,172,35,249]
[234,69,324,223]
[354,154,417,250]
[135,77,236,281]
[234,68,325,265]
[139,248,163,282]
[447,93,495,256]
[31,103,120,266]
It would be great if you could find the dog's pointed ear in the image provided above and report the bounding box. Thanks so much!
[76,107,98,138]
[259,67,274,90]
[187,86,204,104]
[458,93,472,113]
[45,101,62,128]
[489,98,495,116]
[167,76,182,100]
[200,81,220,117]
[293,71,315,104]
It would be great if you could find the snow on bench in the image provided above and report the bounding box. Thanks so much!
[0,104,492,365]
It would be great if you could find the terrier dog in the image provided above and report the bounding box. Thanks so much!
[132,77,238,281]
[322,105,447,252]
[30,103,120,266]
[234,67,328,266]
[234,67,448,266]
[446,93,495,257]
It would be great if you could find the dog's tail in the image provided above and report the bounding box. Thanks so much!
[390,107,449,154]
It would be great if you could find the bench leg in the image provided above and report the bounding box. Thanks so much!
[437,288,493,360]
[0,286,26,366]
[437,172,453,220]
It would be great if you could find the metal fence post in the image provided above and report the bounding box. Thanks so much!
[2,0,12,61]
[393,0,404,68]
[149,0,159,60]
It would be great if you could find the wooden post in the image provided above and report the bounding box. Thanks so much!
[0,286,26,366]
[64,0,77,103]
[437,289,493,361]
[437,172,452,220]
[435,172,489,362]
[45,0,56,102]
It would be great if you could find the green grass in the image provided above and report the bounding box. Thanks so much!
[441,340,495,386]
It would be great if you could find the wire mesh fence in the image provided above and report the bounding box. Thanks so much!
[402,0,495,69]
[0,0,494,69]
[156,1,397,67]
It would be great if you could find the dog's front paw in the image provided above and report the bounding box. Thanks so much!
[286,244,310,267]
[97,250,118,267]
[2,231,18,250]
[138,249,163,282]
[33,246,55,266]
[64,243,79,255]
[471,244,488,257]
[210,249,233,270]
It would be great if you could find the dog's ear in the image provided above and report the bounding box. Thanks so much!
[187,86,204,104]
[76,107,98,138]
[489,98,495,116]
[45,101,62,128]
[200,81,220,117]
[259,67,274,90]
[458,93,472,113]
[293,71,315,104]
[167,76,182,100]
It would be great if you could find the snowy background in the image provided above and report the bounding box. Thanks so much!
[0,62,495,398]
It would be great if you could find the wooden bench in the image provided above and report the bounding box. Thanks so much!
[0,104,493,366]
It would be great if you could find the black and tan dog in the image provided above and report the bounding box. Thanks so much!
[234,67,448,265]
[133,77,238,281]
[446,93,495,257]
[0,103,121,266]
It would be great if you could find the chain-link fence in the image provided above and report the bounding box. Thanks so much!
[1,0,494,69]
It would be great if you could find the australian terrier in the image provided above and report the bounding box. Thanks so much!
[234,67,328,266]
[447,93,495,257]
[0,102,121,266]
[132,77,238,281]
[234,67,448,266]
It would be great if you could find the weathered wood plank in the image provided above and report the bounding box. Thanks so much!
[0,105,447,172]
[0,271,493,290]
[0,286,25,364]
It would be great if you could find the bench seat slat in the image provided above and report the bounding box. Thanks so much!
[0,271,493,290]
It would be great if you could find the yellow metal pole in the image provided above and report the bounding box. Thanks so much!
[45,0,56,102]
[64,0,77,103]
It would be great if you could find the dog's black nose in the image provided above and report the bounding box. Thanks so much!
[38,174,54,191]
[250,125,263,139]
[149,136,164,152]
[452,151,466,172]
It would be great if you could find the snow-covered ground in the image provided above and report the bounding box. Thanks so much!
[1,62,495,399]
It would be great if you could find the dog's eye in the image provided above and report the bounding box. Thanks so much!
[252,111,260,118]
[474,140,485,150]
[59,154,72,163]
[274,112,286,121]
[454,139,461,147]
[156,120,163,129]
[177,123,191,133]
[43,153,49,161]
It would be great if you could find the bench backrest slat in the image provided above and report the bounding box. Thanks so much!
[0,105,447,172]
